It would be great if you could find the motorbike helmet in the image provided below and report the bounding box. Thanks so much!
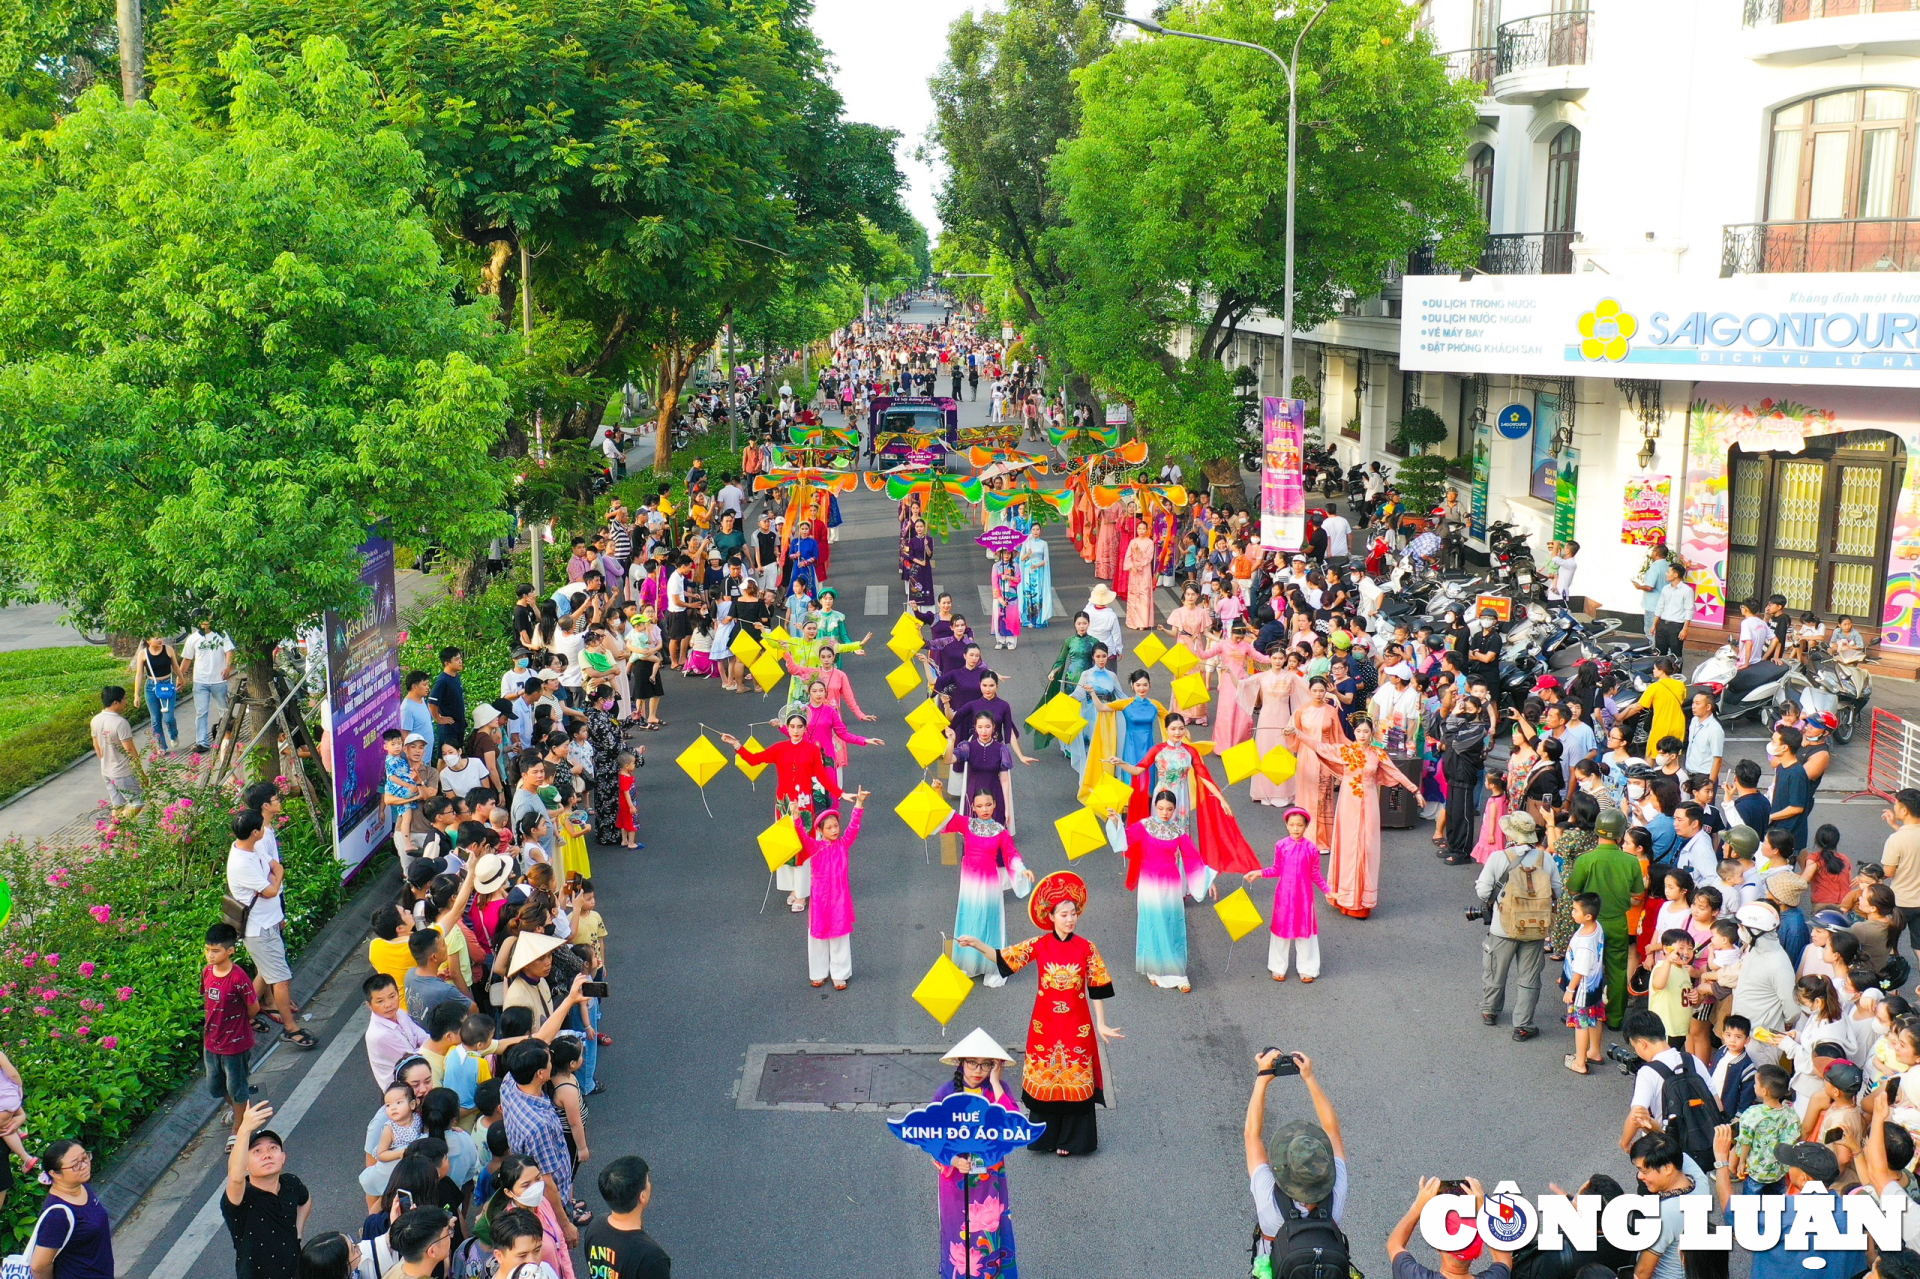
[1812,909,1850,933]
[1722,825,1761,858]
[1595,809,1629,841]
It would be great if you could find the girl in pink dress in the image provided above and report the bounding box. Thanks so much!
[1308,715,1419,920]
[1198,617,1258,748]
[797,679,884,774]
[1470,771,1510,864]
[786,645,874,724]
[1245,807,1330,982]
[794,791,868,989]
[1282,677,1349,848]
[1123,521,1157,631]
[1162,584,1213,726]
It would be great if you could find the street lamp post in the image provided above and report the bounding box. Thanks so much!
[1107,4,1330,396]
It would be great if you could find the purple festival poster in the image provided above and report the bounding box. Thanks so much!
[324,533,401,878]
[1261,397,1306,551]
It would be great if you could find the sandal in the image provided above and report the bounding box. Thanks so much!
[567,1205,595,1228]
[810,979,826,988]
[833,981,848,991]
[595,1032,614,1046]
[280,1027,318,1049]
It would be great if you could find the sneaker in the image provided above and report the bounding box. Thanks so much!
[192,743,207,755]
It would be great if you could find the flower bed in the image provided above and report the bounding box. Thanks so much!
[0,750,343,1249]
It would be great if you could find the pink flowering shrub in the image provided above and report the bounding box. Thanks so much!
[0,753,341,1249]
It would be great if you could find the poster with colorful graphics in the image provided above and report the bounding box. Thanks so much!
[1553,448,1579,542]
[1260,396,1306,551]
[325,533,400,879]
[1469,419,1491,542]
[1621,475,1673,548]
[1884,461,1920,648]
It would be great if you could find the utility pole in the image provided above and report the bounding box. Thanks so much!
[116,0,145,106]
[521,236,546,602]
[1109,5,1329,393]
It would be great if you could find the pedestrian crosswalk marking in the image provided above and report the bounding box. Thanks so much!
[864,585,887,616]
[1052,591,1068,617]
[977,584,993,613]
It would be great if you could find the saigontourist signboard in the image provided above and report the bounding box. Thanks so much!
[1401,274,1920,387]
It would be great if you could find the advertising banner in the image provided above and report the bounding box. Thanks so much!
[1621,475,1674,548]
[1469,418,1492,542]
[1259,397,1306,551]
[1553,448,1580,542]
[325,533,401,878]
[1401,273,1920,388]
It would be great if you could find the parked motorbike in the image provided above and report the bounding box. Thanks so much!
[1687,644,1793,728]
[1781,643,1874,743]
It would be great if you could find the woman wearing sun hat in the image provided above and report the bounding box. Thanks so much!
[929,1028,1023,1277]
[956,871,1123,1156]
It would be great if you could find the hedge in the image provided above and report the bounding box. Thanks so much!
[0,751,342,1249]
[0,647,147,805]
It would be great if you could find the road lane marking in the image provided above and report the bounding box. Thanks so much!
[146,1010,370,1279]
[864,585,887,616]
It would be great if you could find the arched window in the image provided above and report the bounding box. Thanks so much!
[1545,127,1580,234]
[1543,127,1579,273]
[1767,87,1920,221]
[1470,145,1495,223]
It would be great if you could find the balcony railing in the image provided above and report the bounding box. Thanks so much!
[1442,46,1499,91]
[1743,0,1920,25]
[1496,11,1592,75]
[1723,219,1920,273]
[1480,232,1577,275]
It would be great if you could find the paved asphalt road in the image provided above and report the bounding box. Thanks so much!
[121,298,1904,1277]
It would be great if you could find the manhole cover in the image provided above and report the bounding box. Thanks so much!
[737,1043,1025,1113]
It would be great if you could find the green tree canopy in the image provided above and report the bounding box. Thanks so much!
[927,0,1110,327]
[0,36,513,659]
[1045,0,1480,490]
[156,0,912,469]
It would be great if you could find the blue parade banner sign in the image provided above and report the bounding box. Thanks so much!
[887,1093,1045,1166]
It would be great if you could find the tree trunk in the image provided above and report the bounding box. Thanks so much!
[1202,455,1249,512]
[454,554,489,600]
[652,364,680,476]
[116,0,144,105]
[480,240,514,326]
[241,657,282,783]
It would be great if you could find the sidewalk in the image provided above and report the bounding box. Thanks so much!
[0,568,449,846]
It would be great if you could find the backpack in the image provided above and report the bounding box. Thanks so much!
[1252,1193,1353,1279]
[1649,1058,1724,1172]
[1882,953,1912,992]
[1495,851,1554,941]
[448,1234,492,1279]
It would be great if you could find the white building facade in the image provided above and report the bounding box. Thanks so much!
[1225,0,1920,656]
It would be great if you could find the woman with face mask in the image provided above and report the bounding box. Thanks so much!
[475,1154,573,1279]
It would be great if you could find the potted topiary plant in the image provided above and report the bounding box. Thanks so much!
[1390,406,1452,517]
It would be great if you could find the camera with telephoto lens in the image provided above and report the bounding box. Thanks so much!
[1463,904,1487,923]
[1604,1042,1642,1070]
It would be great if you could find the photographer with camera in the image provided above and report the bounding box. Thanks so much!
[1245,1050,1349,1279]
[1385,1177,1514,1279]
[1618,1008,1722,1177]
[1441,696,1494,866]
[1475,812,1561,1042]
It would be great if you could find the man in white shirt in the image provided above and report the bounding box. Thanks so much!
[717,477,745,519]
[1551,540,1579,601]
[665,553,693,670]
[1621,1009,1715,1148]
[1735,598,1772,668]
[1369,664,1422,753]
[552,617,587,697]
[1320,507,1352,562]
[226,811,312,1047]
[1652,562,1694,657]
[1683,691,1724,793]
[1672,805,1718,884]
[181,618,235,753]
